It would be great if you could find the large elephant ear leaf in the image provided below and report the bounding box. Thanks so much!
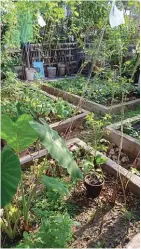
[1,147,21,208]
[1,114,38,153]
[29,121,83,179]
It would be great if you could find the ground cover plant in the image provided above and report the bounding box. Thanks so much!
[122,120,140,140]
[1,78,80,123]
[111,106,140,123]
[47,76,140,106]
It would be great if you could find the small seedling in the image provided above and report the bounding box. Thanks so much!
[95,240,105,248]
[122,208,133,221]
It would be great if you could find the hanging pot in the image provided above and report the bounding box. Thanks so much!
[25,68,35,81]
[84,173,104,198]
[47,66,56,78]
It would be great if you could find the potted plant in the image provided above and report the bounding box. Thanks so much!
[83,113,111,198]
[83,154,107,198]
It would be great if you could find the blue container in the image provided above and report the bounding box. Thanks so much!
[33,61,45,79]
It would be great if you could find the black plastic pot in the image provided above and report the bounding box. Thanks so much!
[84,174,104,198]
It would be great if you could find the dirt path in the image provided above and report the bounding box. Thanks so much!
[69,172,140,248]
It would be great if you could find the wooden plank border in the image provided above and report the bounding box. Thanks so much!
[68,138,140,196]
[104,116,140,157]
[20,137,140,195]
[40,83,140,115]
[28,86,89,134]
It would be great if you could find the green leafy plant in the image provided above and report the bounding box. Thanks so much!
[1,114,82,233]
[83,113,110,181]
[122,121,140,140]
[1,83,76,122]
[86,112,111,151]
[130,167,140,177]
[41,176,70,197]
[122,208,133,221]
[16,212,77,248]
[1,114,38,153]
[1,204,21,239]
[80,154,107,180]
[48,76,139,106]
[1,147,21,208]
[95,240,105,248]
[111,107,140,123]
[29,119,83,179]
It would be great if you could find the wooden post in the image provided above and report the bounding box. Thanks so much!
[138,74,140,90]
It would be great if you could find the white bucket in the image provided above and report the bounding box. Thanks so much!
[25,68,35,81]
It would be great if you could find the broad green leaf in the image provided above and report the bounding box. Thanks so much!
[41,175,69,196]
[1,114,38,153]
[1,147,21,208]
[29,120,83,179]
[96,154,108,165]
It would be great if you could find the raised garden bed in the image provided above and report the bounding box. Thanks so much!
[70,138,140,195]
[102,141,140,177]
[1,84,89,135]
[16,138,140,248]
[59,124,140,177]
[40,78,140,114]
[104,116,140,158]
[2,138,140,248]
[20,138,140,195]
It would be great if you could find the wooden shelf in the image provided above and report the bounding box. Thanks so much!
[44,63,58,65]
[31,48,77,52]
[44,60,77,66]
[21,42,78,76]
[51,48,77,51]
[32,42,77,46]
